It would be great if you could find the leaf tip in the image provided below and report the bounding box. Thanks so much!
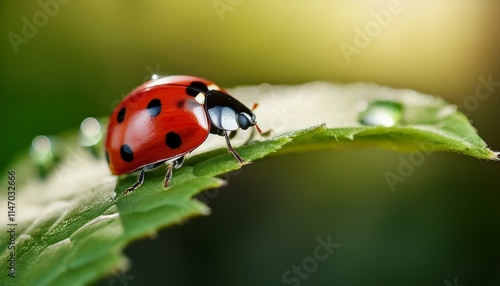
[217,177,228,187]
[493,151,500,161]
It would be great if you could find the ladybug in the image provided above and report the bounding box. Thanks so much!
[105,75,261,195]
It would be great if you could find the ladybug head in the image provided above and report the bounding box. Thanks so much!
[237,109,262,134]
[205,90,261,134]
[237,112,255,130]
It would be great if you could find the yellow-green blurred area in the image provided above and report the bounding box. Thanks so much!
[1,1,499,285]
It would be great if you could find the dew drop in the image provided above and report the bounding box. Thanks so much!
[30,135,53,164]
[79,117,104,158]
[358,100,403,127]
[79,117,102,146]
[29,135,62,179]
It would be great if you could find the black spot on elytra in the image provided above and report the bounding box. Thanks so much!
[166,132,181,149]
[117,107,126,123]
[147,98,162,117]
[186,81,209,96]
[176,100,185,108]
[120,144,134,162]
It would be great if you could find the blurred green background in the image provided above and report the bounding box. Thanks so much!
[1,1,499,285]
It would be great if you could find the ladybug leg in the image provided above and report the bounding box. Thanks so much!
[223,131,245,164]
[164,156,185,189]
[124,167,146,195]
[164,163,173,189]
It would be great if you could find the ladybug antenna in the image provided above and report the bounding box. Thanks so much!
[254,123,262,134]
[250,102,261,134]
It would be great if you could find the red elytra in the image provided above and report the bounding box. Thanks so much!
[105,75,260,195]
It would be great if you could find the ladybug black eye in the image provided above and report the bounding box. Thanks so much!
[238,113,251,130]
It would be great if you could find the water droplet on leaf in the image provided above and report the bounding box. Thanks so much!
[358,100,403,127]
[30,135,62,179]
[79,117,103,157]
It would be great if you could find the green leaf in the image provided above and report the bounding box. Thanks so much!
[0,82,497,286]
